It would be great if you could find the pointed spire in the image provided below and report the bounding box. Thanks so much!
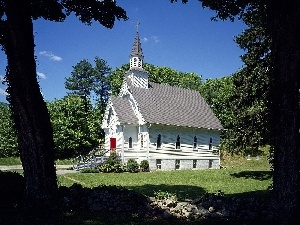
[130,22,143,58]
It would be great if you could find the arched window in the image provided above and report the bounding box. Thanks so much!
[141,134,144,148]
[129,137,133,149]
[176,135,180,149]
[209,137,212,150]
[157,134,161,149]
[193,136,197,150]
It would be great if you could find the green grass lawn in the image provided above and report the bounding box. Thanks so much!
[58,167,272,200]
[1,151,272,225]
[0,157,73,165]
[0,157,21,165]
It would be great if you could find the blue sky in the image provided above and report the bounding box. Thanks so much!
[0,0,246,103]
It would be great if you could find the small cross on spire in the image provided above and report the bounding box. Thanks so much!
[136,21,140,33]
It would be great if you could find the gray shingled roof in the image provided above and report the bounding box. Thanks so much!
[130,33,143,57]
[111,82,223,130]
[131,82,223,129]
[111,96,139,124]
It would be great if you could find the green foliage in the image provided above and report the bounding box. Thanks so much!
[126,158,139,173]
[198,5,271,155]
[0,102,18,157]
[0,157,21,165]
[199,77,235,128]
[140,160,150,172]
[80,168,99,173]
[154,190,177,200]
[98,152,124,173]
[47,96,101,159]
[108,63,202,96]
[65,57,111,115]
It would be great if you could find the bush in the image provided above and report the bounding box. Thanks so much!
[140,160,149,172]
[80,168,99,173]
[99,152,124,173]
[126,159,139,173]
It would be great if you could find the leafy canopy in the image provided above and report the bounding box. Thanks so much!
[0,0,128,27]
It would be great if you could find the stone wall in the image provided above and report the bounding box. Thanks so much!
[149,159,220,171]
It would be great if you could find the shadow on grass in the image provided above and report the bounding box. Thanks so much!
[230,170,272,181]
[0,171,273,225]
[125,184,206,200]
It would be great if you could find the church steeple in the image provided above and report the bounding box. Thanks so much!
[130,22,144,69]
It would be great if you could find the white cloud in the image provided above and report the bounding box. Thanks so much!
[151,36,159,43]
[0,88,7,96]
[142,36,159,43]
[39,51,62,61]
[37,72,46,79]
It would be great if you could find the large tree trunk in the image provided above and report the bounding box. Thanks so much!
[4,0,58,210]
[267,1,300,224]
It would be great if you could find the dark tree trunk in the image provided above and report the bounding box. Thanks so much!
[4,0,58,210]
[267,1,300,224]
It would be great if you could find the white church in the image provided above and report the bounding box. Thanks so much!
[101,31,223,171]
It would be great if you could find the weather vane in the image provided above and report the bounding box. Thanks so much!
[136,21,140,33]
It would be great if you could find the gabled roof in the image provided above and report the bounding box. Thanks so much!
[111,82,223,130]
[130,33,143,57]
[111,96,139,124]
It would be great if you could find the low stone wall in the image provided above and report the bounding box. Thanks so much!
[60,184,276,223]
[149,159,220,171]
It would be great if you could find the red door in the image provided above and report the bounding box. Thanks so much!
[110,138,116,153]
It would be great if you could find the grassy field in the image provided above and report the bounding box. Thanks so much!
[0,157,73,165]
[1,148,272,200]
[0,149,272,224]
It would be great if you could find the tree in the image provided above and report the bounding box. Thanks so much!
[200,5,271,155]
[47,96,101,159]
[93,57,111,115]
[198,77,237,152]
[0,0,127,210]
[65,59,95,113]
[172,1,300,224]
[65,57,111,115]
[230,4,271,154]
[108,63,202,96]
[0,102,17,157]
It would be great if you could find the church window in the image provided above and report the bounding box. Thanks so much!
[175,159,180,170]
[156,159,161,169]
[193,136,197,150]
[107,108,112,125]
[141,134,144,148]
[176,135,180,149]
[193,160,197,169]
[157,134,161,149]
[209,160,213,168]
[129,137,133,149]
[209,138,213,150]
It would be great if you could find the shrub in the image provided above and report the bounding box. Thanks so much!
[99,152,124,173]
[80,168,99,173]
[126,159,139,173]
[140,160,149,172]
[154,190,177,200]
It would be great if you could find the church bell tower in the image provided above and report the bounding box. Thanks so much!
[130,22,144,69]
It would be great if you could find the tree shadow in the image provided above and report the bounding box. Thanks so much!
[230,170,272,181]
[0,171,274,225]
[125,184,206,200]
